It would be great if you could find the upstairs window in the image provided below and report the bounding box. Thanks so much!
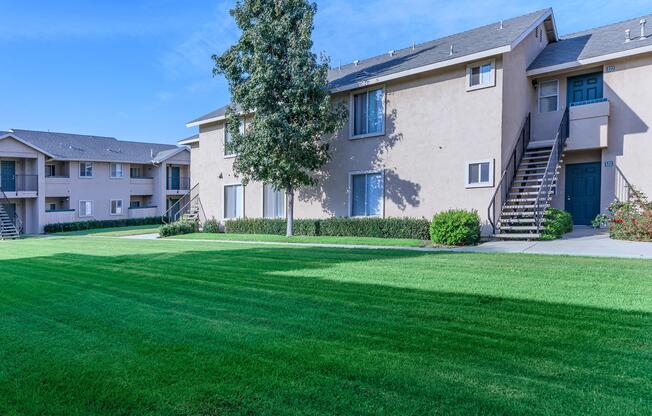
[466,160,494,188]
[130,167,142,178]
[350,171,384,217]
[263,184,285,219]
[224,120,245,157]
[79,162,93,177]
[538,80,559,112]
[466,60,495,91]
[353,88,384,137]
[110,163,124,178]
[45,165,56,177]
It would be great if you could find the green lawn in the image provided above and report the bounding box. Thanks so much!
[52,224,161,237]
[0,237,650,415]
[170,232,425,247]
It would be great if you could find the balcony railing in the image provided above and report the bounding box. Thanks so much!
[166,176,190,191]
[0,174,38,192]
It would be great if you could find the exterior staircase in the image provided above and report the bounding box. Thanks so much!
[162,183,205,226]
[488,109,569,240]
[0,204,20,240]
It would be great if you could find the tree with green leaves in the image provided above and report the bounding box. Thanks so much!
[213,0,347,236]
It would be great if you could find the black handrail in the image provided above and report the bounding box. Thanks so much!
[488,113,531,233]
[0,186,23,234]
[162,183,198,223]
[533,108,570,231]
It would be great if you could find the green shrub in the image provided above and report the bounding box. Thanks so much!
[319,217,430,240]
[44,216,163,234]
[430,209,480,246]
[159,220,197,237]
[202,218,221,233]
[223,217,430,239]
[540,208,573,240]
[224,218,320,236]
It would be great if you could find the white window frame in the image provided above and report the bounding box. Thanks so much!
[110,163,124,178]
[45,165,56,177]
[130,166,142,178]
[223,183,244,219]
[349,85,386,139]
[538,79,559,113]
[79,200,93,217]
[224,120,245,158]
[348,170,385,217]
[79,162,93,178]
[110,199,123,216]
[466,59,496,91]
[465,159,495,188]
[262,184,286,219]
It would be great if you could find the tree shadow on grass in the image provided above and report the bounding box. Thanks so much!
[0,245,650,415]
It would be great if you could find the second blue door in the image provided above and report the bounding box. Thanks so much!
[567,72,603,105]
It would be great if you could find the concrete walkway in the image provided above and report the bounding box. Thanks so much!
[120,227,652,259]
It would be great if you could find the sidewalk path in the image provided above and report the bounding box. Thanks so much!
[119,227,652,259]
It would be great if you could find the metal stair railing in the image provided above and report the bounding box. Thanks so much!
[0,185,22,235]
[488,113,531,234]
[533,108,570,231]
[162,183,199,224]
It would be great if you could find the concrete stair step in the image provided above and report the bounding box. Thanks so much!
[500,225,540,231]
[493,233,541,240]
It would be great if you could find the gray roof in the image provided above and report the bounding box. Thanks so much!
[188,9,552,125]
[188,103,242,125]
[529,13,652,71]
[328,8,552,91]
[5,129,186,163]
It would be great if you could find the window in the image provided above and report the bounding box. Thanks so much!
[350,171,384,217]
[224,184,244,219]
[466,160,494,188]
[110,163,124,178]
[130,200,141,209]
[79,200,93,217]
[130,167,142,178]
[110,199,123,215]
[48,203,56,211]
[45,165,56,177]
[538,80,559,112]
[263,184,285,218]
[224,120,244,157]
[353,87,384,137]
[79,162,93,177]
[466,60,495,91]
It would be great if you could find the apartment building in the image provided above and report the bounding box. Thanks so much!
[180,8,650,238]
[0,129,190,236]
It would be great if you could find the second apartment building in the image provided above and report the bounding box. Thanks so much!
[0,129,190,235]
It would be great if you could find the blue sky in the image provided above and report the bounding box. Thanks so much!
[1,0,650,144]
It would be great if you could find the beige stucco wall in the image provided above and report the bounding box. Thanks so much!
[193,56,514,231]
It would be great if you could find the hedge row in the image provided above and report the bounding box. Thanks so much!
[44,216,164,233]
[224,217,430,240]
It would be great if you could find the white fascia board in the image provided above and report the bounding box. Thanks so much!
[526,43,652,77]
[186,116,225,128]
[177,137,199,145]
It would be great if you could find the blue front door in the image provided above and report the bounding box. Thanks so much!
[169,167,180,190]
[567,72,603,105]
[565,162,601,225]
[1,161,16,192]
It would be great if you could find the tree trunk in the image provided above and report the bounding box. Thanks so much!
[286,186,294,237]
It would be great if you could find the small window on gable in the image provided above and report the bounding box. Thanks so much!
[466,160,494,188]
[538,80,559,113]
[466,60,495,91]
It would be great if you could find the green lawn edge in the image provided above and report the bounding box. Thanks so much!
[168,232,426,247]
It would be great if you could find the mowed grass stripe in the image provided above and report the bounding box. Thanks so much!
[0,237,650,415]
